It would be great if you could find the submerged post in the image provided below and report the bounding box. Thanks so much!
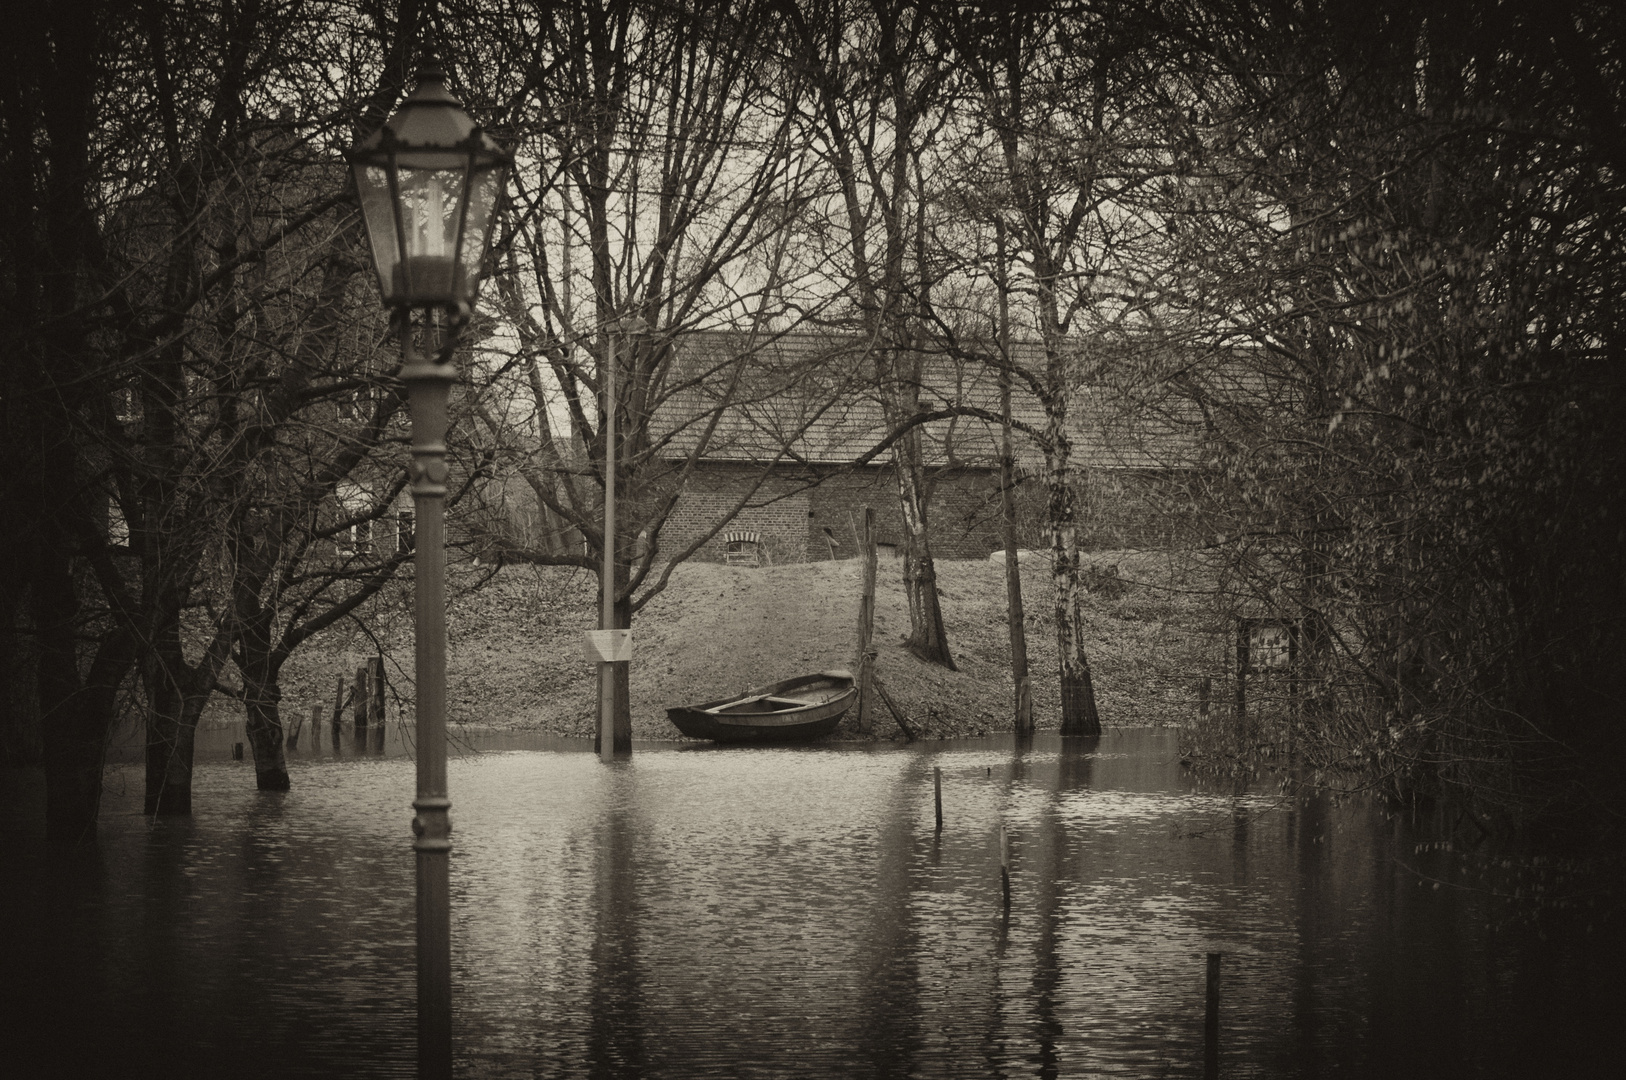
[1205,952,1221,1079]
[353,663,369,748]
[370,655,387,753]
[331,673,345,751]
[597,318,641,762]
[597,327,619,762]
[999,823,1011,912]
[934,766,943,832]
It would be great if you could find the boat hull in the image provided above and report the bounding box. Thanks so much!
[666,671,856,742]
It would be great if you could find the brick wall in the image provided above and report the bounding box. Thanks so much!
[485,460,1214,566]
[659,462,1052,564]
[656,464,813,565]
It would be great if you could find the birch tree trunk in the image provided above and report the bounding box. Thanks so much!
[997,225,1033,734]
[1043,394,1101,737]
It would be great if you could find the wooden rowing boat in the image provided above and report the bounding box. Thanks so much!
[665,670,856,742]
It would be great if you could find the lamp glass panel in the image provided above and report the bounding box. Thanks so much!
[353,162,401,299]
[395,158,469,302]
[457,165,506,301]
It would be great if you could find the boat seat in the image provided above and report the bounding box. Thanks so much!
[706,693,828,714]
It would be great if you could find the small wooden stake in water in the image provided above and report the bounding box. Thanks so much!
[369,655,387,754]
[353,664,369,737]
[999,823,1011,912]
[934,767,943,832]
[331,673,345,751]
[233,742,244,761]
[1204,952,1221,1079]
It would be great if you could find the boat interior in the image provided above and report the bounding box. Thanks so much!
[710,694,825,714]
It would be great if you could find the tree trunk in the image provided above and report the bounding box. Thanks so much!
[242,672,291,791]
[35,539,135,845]
[894,432,955,669]
[1046,408,1102,737]
[143,623,232,815]
[144,675,197,816]
[234,590,292,788]
[1055,571,1102,736]
[996,229,1032,734]
[1001,390,1033,736]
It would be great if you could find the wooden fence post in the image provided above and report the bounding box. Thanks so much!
[354,664,368,731]
[999,823,1011,913]
[855,506,877,736]
[1205,952,1221,1079]
[331,673,346,751]
[369,655,387,753]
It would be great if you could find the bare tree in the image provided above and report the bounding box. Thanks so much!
[2,0,443,826]
[798,0,962,668]
[932,2,1184,734]
[451,0,832,743]
[1143,1,1626,822]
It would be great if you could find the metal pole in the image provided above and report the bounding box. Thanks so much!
[598,329,621,761]
[403,315,454,1078]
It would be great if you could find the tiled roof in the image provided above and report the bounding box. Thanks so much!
[652,329,1250,470]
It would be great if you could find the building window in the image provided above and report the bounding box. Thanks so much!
[723,530,761,566]
[337,520,372,558]
[108,497,130,547]
[396,510,414,553]
[113,386,140,425]
[337,385,374,421]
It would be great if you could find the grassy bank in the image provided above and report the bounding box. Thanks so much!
[236,550,1219,741]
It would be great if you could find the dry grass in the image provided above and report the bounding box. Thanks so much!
[240,549,1219,741]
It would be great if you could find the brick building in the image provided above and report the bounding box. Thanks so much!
[646,331,1210,565]
[469,329,1226,565]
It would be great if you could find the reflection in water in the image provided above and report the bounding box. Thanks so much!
[0,730,1613,1078]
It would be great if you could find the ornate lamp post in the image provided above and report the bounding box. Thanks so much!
[348,59,509,1078]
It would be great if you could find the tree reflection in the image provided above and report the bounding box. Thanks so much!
[587,783,646,1078]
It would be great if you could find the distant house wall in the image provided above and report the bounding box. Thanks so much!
[473,330,1246,564]
[658,460,1213,565]
[659,461,1052,564]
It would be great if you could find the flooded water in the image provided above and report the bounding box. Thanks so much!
[0,729,1613,1078]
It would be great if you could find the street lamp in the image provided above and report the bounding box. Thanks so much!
[348,58,510,1079]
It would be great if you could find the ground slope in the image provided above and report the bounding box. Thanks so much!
[255,551,1214,741]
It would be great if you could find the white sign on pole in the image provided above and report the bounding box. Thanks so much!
[1248,620,1293,670]
[583,629,632,663]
